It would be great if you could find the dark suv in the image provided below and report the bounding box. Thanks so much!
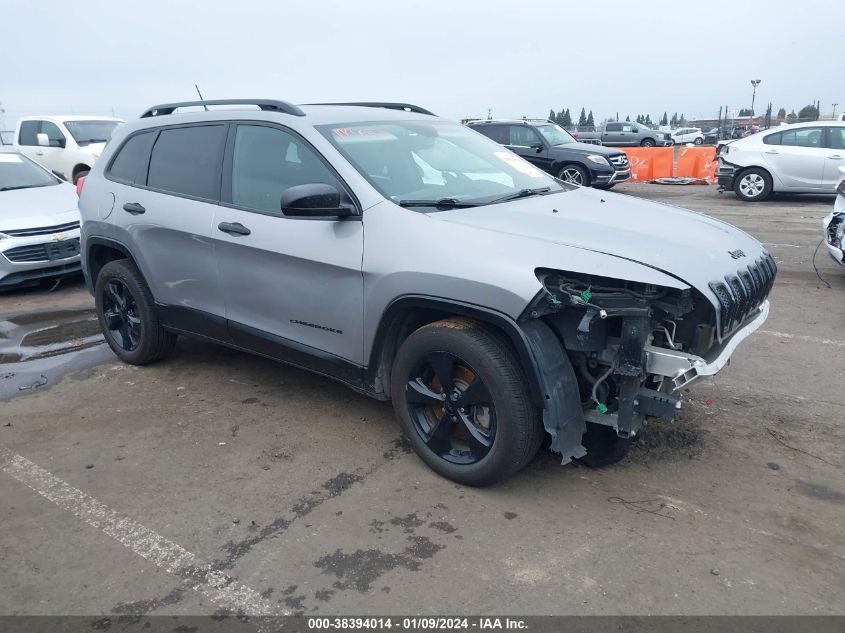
[467,119,631,189]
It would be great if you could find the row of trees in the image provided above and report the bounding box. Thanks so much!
[548,107,595,127]
[546,108,688,127]
[545,104,822,128]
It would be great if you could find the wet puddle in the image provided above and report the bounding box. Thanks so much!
[0,306,113,400]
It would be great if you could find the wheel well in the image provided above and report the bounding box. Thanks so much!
[367,299,544,407]
[87,242,133,286]
[72,164,91,179]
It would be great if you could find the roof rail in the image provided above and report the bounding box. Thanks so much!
[139,99,305,118]
[304,102,435,116]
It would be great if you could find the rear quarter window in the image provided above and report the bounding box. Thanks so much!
[107,132,156,184]
[471,125,508,144]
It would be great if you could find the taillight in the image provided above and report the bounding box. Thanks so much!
[76,176,85,197]
[572,131,579,139]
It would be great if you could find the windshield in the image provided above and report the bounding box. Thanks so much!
[64,120,121,146]
[319,121,565,208]
[0,153,57,191]
[535,124,576,146]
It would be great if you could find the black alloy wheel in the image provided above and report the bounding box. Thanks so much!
[405,352,496,465]
[102,279,141,352]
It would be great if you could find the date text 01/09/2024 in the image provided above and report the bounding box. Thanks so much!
[306,617,528,630]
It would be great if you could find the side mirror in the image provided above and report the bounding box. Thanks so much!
[531,143,545,152]
[280,183,356,218]
[37,133,50,147]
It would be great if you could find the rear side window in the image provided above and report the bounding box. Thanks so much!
[147,125,226,200]
[779,127,823,148]
[605,123,622,132]
[472,125,508,144]
[18,121,40,146]
[763,132,781,145]
[108,132,155,184]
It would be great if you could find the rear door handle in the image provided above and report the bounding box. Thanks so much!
[829,155,842,159]
[217,221,251,236]
[122,202,146,215]
[764,150,779,154]
[36,151,44,156]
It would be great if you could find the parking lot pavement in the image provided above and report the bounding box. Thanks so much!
[1,184,844,617]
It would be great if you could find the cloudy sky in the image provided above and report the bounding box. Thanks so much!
[2,0,842,128]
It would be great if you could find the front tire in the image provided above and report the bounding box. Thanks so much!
[693,137,703,145]
[390,318,542,486]
[558,164,589,187]
[734,167,772,202]
[640,138,656,147]
[95,259,177,365]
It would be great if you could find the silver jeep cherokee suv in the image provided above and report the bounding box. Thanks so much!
[79,99,775,486]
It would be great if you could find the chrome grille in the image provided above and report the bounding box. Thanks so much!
[709,253,777,337]
[609,154,629,169]
[3,238,80,263]
[1,220,80,237]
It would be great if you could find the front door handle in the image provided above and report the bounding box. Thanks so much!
[764,150,779,154]
[829,155,842,159]
[36,151,44,156]
[218,221,251,236]
[122,202,146,215]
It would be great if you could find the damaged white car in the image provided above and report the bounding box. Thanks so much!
[823,166,845,267]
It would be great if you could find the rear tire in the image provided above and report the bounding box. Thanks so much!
[390,318,542,486]
[95,259,177,365]
[579,422,632,467]
[558,164,589,187]
[734,167,772,202]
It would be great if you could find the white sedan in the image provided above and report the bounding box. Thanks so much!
[671,127,704,145]
[717,121,845,201]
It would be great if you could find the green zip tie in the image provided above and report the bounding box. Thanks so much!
[595,402,608,414]
[580,289,592,303]
[548,293,561,305]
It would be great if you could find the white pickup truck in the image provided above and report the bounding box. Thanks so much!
[14,115,124,184]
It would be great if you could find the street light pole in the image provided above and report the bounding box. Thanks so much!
[834,103,839,119]
[750,79,761,120]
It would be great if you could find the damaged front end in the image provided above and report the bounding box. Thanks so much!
[521,266,772,463]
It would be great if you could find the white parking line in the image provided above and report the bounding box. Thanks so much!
[759,330,845,348]
[0,444,288,617]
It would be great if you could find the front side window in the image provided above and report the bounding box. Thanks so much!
[147,125,226,199]
[41,121,65,147]
[230,125,340,214]
[827,127,845,150]
[508,126,542,147]
[319,120,565,208]
[0,153,58,190]
[108,132,155,184]
[780,127,823,148]
[64,120,121,146]
[535,124,576,146]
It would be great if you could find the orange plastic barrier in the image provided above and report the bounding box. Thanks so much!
[676,147,717,181]
[615,147,673,181]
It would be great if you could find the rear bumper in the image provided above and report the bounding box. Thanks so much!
[644,300,769,392]
[716,160,738,189]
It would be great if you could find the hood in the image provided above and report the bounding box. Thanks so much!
[0,182,80,231]
[552,142,622,156]
[78,142,107,157]
[436,186,766,295]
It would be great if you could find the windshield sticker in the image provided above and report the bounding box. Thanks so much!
[332,127,395,140]
[494,151,546,178]
[0,154,23,163]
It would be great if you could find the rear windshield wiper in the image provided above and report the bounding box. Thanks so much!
[398,198,478,210]
[487,187,552,205]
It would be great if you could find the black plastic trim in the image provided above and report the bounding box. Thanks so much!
[304,102,434,116]
[140,99,305,118]
[368,295,548,408]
